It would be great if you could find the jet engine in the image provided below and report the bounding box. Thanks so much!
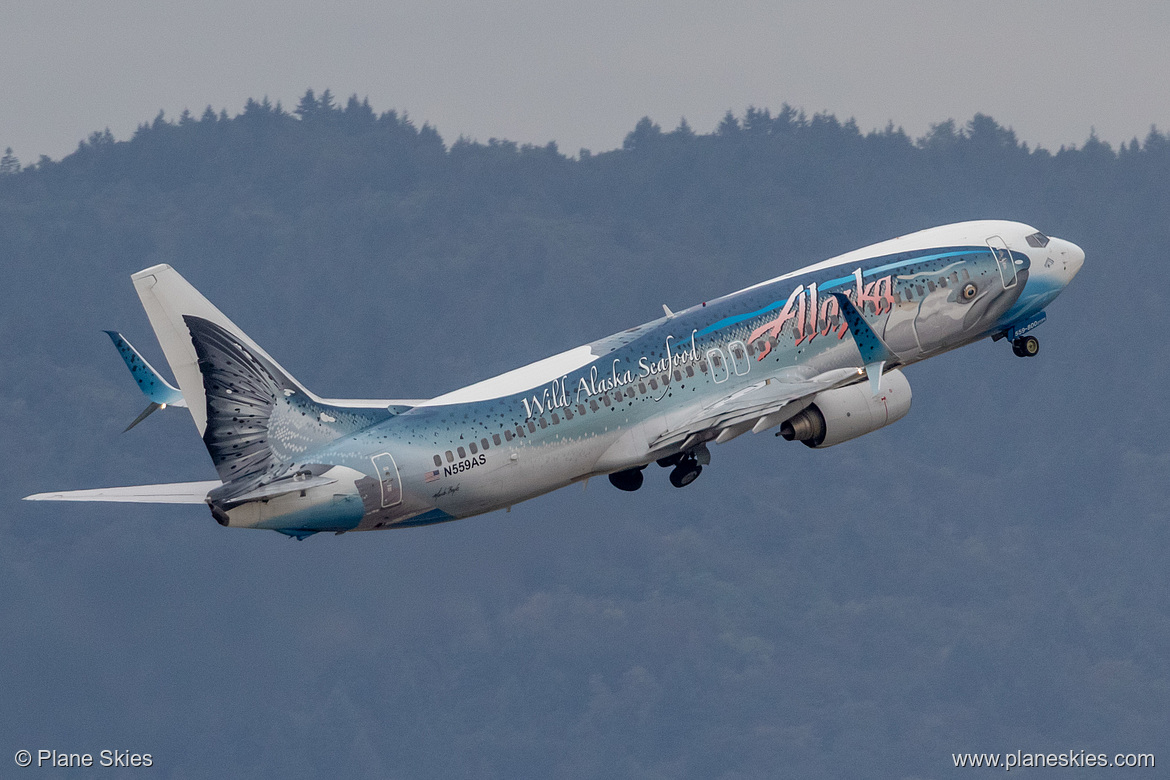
[779,369,911,448]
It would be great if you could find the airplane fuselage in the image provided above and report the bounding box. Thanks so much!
[214,220,1083,536]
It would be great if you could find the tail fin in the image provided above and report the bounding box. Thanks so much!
[131,265,391,488]
[105,330,187,431]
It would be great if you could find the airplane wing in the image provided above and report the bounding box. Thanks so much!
[23,481,221,504]
[649,292,906,453]
[648,366,864,452]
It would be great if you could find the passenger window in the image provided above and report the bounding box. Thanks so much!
[457,446,466,459]
[551,413,560,424]
[493,434,502,445]
[469,442,478,454]
[538,418,547,429]
[686,366,694,377]
[649,378,658,390]
[481,438,490,450]
[564,408,573,420]
[504,429,513,441]
[673,369,682,381]
[590,400,599,411]
[625,387,635,398]
[927,280,936,292]
[445,451,454,463]
[433,455,442,467]
[527,421,536,433]
[517,425,526,438]
[639,382,646,394]
[578,404,587,415]
[603,395,611,407]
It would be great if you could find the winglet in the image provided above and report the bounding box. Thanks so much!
[829,293,896,395]
[105,331,186,430]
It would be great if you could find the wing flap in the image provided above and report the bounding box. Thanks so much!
[648,367,863,451]
[23,481,221,504]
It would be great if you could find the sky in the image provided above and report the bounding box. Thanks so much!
[2,1,1169,163]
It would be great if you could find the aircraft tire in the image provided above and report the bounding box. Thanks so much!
[669,463,702,488]
[1013,335,1039,357]
[609,468,645,492]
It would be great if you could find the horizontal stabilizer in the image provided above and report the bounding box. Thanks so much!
[23,481,221,504]
[213,474,337,507]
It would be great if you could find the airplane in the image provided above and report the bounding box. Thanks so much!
[24,220,1083,539]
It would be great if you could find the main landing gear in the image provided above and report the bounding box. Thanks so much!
[666,442,710,488]
[608,467,645,492]
[608,444,710,491]
[668,456,702,488]
[1012,335,1040,358]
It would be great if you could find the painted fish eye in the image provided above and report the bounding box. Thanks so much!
[960,282,978,302]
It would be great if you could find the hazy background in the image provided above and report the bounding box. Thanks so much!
[3,1,1170,162]
[2,3,1168,778]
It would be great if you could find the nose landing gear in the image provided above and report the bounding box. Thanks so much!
[1012,335,1040,357]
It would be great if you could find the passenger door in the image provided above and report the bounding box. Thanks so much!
[987,235,1017,289]
[370,452,402,508]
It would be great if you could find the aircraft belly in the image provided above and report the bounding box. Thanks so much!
[222,478,365,532]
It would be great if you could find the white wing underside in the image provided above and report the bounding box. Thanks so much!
[23,481,222,504]
[649,367,864,451]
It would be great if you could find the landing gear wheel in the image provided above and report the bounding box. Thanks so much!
[1012,335,1039,357]
[669,461,702,488]
[608,468,644,492]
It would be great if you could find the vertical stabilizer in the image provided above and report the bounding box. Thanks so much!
[131,265,310,436]
[131,265,390,489]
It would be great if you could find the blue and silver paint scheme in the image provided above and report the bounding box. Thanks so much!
[105,330,187,430]
[26,221,1083,539]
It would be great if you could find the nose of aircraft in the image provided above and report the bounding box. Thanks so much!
[1048,237,1085,285]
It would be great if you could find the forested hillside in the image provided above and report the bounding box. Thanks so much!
[2,92,1167,778]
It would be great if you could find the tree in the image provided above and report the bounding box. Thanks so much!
[716,109,741,136]
[295,88,319,121]
[623,117,662,151]
[0,147,19,175]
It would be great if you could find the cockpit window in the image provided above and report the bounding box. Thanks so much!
[1025,232,1050,248]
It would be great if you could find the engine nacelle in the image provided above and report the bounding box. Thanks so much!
[779,369,912,448]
